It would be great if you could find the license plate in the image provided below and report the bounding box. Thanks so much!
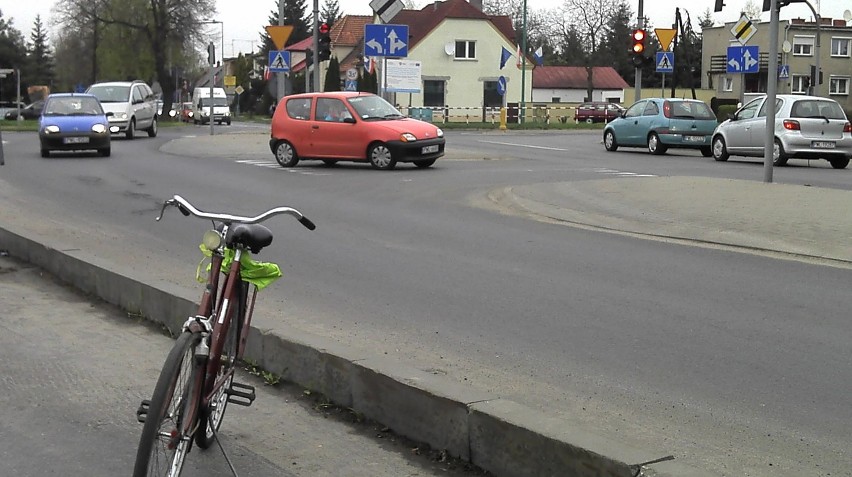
[64,137,89,144]
[422,144,439,154]
[812,141,835,149]
[683,135,705,143]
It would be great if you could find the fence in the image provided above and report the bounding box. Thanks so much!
[397,104,601,125]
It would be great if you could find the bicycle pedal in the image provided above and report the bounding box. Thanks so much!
[137,400,150,423]
[226,382,256,407]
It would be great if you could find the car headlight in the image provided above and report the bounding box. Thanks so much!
[225,111,231,116]
[202,111,209,116]
[400,133,417,142]
[43,125,60,134]
[91,124,106,133]
[188,112,194,117]
[436,128,444,137]
[115,112,127,120]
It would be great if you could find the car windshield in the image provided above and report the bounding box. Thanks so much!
[790,100,845,120]
[199,98,229,107]
[347,95,404,120]
[44,97,104,116]
[87,85,130,103]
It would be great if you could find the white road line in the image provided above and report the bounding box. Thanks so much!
[476,140,569,152]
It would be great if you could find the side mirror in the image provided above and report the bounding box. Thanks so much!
[727,113,735,121]
[342,116,356,124]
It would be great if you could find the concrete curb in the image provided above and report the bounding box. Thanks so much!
[0,224,714,477]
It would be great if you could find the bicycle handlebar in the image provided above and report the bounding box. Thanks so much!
[156,195,316,230]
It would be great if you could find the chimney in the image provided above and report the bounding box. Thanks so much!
[834,19,846,27]
[469,0,483,11]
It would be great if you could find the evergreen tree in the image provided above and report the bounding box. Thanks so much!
[321,0,341,26]
[598,2,634,84]
[25,15,55,88]
[0,10,28,101]
[323,56,340,91]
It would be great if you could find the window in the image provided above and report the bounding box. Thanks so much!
[286,98,311,120]
[830,38,851,57]
[424,80,445,107]
[624,100,646,118]
[791,75,808,93]
[829,76,850,95]
[551,97,561,103]
[483,81,502,108]
[723,76,734,92]
[642,101,659,116]
[454,40,476,60]
[792,36,814,56]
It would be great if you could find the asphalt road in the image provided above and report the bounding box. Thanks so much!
[1,124,851,475]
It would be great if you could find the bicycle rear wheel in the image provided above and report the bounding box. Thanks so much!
[133,331,203,477]
[194,302,242,449]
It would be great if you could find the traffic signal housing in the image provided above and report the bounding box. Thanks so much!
[630,29,649,68]
[207,42,215,66]
[305,48,314,68]
[318,23,331,62]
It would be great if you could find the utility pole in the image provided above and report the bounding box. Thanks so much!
[634,0,644,100]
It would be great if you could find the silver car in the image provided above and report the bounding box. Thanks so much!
[711,94,852,169]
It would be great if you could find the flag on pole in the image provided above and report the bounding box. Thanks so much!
[533,46,544,66]
[263,66,271,81]
[499,46,512,69]
[516,44,522,68]
[366,56,375,74]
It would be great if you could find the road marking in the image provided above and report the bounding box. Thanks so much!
[476,140,569,151]
[592,168,657,177]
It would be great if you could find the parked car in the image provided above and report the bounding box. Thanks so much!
[711,94,852,169]
[0,100,27,119]
[269,92,445,170]
[3,100,44,120]
[574,102,624,123]
[85,80,158,139]
[603,98,718,156]
[38,93,111,157]
[179,101,194,122]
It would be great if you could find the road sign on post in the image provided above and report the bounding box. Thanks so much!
[364,24,408,58]
[731,15,757,45]
[265,25,294,50]
[726,45,759,73]
[268,50,291,72]
[369,0,405,23]
[654,28,676,52]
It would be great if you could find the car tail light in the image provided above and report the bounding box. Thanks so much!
[663,101,672,118]
[844,122,851,133]
[782,119,800,131]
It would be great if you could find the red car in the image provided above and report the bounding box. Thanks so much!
[269,92,445,170]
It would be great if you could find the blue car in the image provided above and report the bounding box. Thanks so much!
[603,98,718,156]
[39,93,112,157]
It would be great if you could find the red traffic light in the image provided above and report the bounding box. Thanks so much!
[319,23,330,34]
[631,29,646,54]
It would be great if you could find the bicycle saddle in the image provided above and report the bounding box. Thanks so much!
[226,223,273,254]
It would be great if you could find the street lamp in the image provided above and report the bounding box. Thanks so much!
[201,19,224,65]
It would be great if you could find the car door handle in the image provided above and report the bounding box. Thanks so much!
[312,125,320,129]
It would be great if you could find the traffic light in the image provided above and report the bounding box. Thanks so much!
[318,23,331,62]
[714,0,725,12]
[305,48,314,68]
[630,29,648,67]
[207,42,215,66]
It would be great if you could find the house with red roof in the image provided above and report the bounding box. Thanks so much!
[319,0,533,113]
[532,66,629,104]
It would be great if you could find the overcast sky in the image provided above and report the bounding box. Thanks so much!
[3,0,850,57]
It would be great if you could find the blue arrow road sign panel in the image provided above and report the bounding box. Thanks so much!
[497,76,506,96]
[655,52,674,73]
[268,50,291,72]
[726,45,759,74]
[364,24,408,58]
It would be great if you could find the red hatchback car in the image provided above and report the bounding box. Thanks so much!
[269,92,445,170]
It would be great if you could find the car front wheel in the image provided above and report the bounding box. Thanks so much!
[603,130,618,151]
[829,157,850,169]
[648,132,667,155]
[274,141,299,167]
[414,158,436,168]
[126,118,136,140]
[147,116,157,137]
[712,136,729,161]
[368,143,397,170]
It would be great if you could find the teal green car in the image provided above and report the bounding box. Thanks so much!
[603,98,718,156]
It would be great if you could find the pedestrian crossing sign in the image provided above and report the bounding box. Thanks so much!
[268,50,290,73]
[778,64,790,79]
[656,52,674,73]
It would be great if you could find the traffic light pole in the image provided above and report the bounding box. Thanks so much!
[634,0,644,100]
[312,0,320,92]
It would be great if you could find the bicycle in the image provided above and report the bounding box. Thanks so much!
[133,195,315,477]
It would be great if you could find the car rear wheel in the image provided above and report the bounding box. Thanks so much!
[369,143,397,170]
[712,136,729,161]
[772,139,788,166]
[147,117,157,137]
[322,160,338,166]
[414,159,436,168]
[126,118,136,140]
[829,157,850,169]
[100,148,111,157]
[41,149,49,158]
[603,130,618,151]
[274,141,299,167]
[648,133,667,155]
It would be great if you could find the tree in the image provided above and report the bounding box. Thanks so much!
[321,0,341,26]
[54,0,215,120]
[323,56,340,91]
[25,15,55,88]
[698,9,715,30]
[597,1,634,84]
[0,10,28,101]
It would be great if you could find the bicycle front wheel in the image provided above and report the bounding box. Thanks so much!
[133,331,203,477]
[194,311,240,449]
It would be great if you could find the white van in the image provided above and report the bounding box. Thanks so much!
[192,87,231,125]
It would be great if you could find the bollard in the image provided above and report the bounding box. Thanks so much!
[0,127,5,166]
